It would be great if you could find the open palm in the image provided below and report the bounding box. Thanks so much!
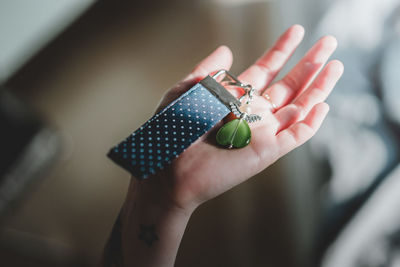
[146,25,343,211]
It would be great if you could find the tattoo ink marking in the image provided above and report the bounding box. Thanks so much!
[138,224,158,247]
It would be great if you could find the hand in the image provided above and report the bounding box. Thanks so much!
[140,25,343,213]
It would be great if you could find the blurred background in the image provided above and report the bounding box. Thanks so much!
[1,0,400,266]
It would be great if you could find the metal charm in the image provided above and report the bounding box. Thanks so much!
[229,102,261,123]
[214,70,262,149]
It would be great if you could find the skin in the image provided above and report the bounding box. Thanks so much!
[102,25,344,267]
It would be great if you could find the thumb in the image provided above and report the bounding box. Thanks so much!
[155,46,233,113]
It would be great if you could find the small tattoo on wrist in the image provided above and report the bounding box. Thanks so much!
[138,224,158,247]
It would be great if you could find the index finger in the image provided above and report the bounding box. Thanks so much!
[238,24,305,92]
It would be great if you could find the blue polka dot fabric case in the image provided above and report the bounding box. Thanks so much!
[108,75,240,179]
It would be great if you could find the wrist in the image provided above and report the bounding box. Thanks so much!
[123,177,196,220]
[117,178,193,267]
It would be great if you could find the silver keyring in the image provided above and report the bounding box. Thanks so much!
[212,69,255,104]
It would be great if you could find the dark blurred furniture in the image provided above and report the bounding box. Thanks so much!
[0,88,60,220]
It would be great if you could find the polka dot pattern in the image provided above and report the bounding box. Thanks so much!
[108,83,231,179]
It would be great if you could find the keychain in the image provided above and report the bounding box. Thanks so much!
[108,69,264,179]
[214,71,262,149]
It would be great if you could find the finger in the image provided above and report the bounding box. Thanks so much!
[156,46,233,112]
[183,45,233,83]
[292,60,343,114]
[273,60,343,133]
[276,102,329,156]
[238,24,305,91]
[263,35,338,110]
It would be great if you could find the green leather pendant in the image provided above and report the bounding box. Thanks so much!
[216,118,251,149]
